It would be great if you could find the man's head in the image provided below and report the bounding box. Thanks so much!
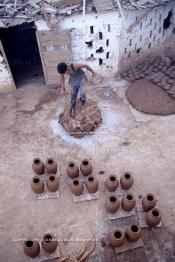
[57,62,68,74]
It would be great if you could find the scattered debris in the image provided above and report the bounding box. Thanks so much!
[0,0,172,28]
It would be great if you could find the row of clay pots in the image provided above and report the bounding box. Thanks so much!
[23,233,58,258]
[66,159,93,178]
[142,193,161,227]
[32,158,57,175]
[105,193,136,213]
[70,175,99,196]
[31,175,59,194]
[108,224,142,247]
[106,173,134,191]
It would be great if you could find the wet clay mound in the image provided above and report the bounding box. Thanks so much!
[126,79,175,115]
[59,99,102,138]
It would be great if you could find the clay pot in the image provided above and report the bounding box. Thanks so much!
[105,196,120,213]
[85,175,99,193]
[46,175,59,192]
[66,161,79,179]
[45,158,57,174]
[70,179,84,196]
[32,158,44,175]
[41,233,58,253]
[105,175,119,192]
[122,193,136,211]
[31,176,44,194]
[23,240,40,258]
[80,159,93,176]
[120,172,134,190]
[142,193,156,211]
[146,208,161,227]
[126,224,142,242]
[108,228,125,247]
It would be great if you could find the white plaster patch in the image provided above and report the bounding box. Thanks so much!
[49,101,129,149]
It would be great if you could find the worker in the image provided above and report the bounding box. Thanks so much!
[57,62,96,117]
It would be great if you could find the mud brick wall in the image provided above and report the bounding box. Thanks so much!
[36,1,175,77]
[119,0,175,68]
[0,54,14,93]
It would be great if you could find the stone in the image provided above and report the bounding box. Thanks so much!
[59,99,102,138]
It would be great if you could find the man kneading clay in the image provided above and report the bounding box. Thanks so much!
[57,62,96,117]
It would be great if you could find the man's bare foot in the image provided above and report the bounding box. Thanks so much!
[70,108,76,118]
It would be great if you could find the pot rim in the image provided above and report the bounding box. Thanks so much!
[81,159,90,166]
[33,158,41,165]
[146,193,155,202]
[47,158,54,165]
[32,176,40,184]
[25,240,34,248]
[109,175,117,181]
[113,230,124,240]
[151,208,161,218]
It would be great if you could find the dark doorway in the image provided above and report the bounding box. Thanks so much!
[0,22,44,88]
[163,10,173,30]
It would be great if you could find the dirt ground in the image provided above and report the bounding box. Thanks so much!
[0,76,175,262]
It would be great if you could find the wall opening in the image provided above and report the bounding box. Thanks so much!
[90,26,94,34]
[85,40,93,48]
[99,32,103,40]
[108,25,111,32]
[106,39,109,46]
[136,48,141,54]
[99,58,103,65]
[0,22,44,88]
[106,52,110,59]
[163,10,173,30]
[96,47,104,53]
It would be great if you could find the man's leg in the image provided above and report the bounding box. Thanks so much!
[70,85,78,117]
[79,79,86,105]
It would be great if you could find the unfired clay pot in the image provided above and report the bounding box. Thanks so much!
[105,175,119,192]
[108,228,125,247]
[120,173,134,190]
[31,176,44,194]
[46,175,59,192]
[70,179,84,196]
[105,196,120,214]
[126,224,142,242]
[146,208,161,227]
[142,193,156,211]
[23,240,40,258]
[45,158,57,174]
[32,158,44,175]
[122,193,136,211]
[85,176,99,193]
[66,161,79,179]
[41,233,58,253]
[80,159,93,176]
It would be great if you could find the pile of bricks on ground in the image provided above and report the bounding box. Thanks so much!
[120,56,175,99]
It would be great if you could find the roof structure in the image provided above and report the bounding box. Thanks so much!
[0,0,173,28]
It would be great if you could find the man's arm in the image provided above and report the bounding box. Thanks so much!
[74,64,96,76]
